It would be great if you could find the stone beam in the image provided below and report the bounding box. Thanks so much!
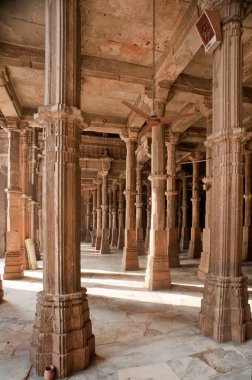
[0,67,21,118]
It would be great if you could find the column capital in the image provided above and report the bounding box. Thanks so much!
[197,99,212,118]
[120,128,139,142]
[165,132,180,146]
[2,117,20,133]
[35,104,83,127]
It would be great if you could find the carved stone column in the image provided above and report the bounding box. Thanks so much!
[199,111,212,280]
[3,118,23,280]
[31,1,94,376]
[121,130,139,270]
[166,134,180,268]
[91,185,97,247]
[242,150,252,260]
[199,0,252,343]
[95,179,102,250]
[136,163,145,255]
[180,175,189,250]
[100,157,112,254]
[85,193,92,243]
[37,151,44,254]
[19,126,30,269]
[108,187,113,243]
[117,178,125,249]
[111,181,118,246]
[188,156,202,258]
[145,180,151,252]
[145,103,171,289]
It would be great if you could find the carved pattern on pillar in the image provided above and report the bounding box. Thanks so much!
[145,180,151,253]
[136,163,145,255]
[91,185,97,247]
[166,134,180,268]
[117,178,125,249]
[180,175,189,251]
[121,130,139,270]
[188,156,202,258]
[3,118,23,280]
[100,157,112,254]
[145,102,171,289]
[199,0,252,343]
[95,179,102,250]
[242,150,252,260]
[111,181,118,246]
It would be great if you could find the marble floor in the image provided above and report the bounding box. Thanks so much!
[1,244,252,379]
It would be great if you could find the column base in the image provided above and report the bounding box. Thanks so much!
[3,251,24,279]
[180,227,189,251]
[188,228,202,258]
[111,229,118,247]
[21,246,29,270]
[145,255,171,290]
[198,251,210,281]
[100,229,110,254]
[199,274,252,343]
[242,225,252,261]
[122,247,139,270]
[31,289,95,378]
[117,229,124,250]
[167,228,180,268]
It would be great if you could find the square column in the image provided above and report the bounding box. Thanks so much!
[166,134,180,268]
[3,118,23,280]
[136,164,145,255]
[121,130,139,270]
[117,178,125,249]
[145,104,171,290]
[199,0,252,343]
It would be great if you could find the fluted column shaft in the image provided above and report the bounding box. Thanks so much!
[242,151,252,260]
[4,120,23,280]
[117,178,125,249]
[91,186,97,247]
[111,182,118,246]
[100,171,110,254]
[166,137,179,267]
[200,0,252,343]
[180,177,189,250]
[136,164,145,255]
[145,114,171,290]
[122,133,139,270]
[188,159,202,258]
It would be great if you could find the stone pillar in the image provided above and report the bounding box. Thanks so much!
[177,181,182,243]
[19,127,30,269]
[100,158,112,254]
[111,181,118,246]
[37,151,44,254]
[117,178,125,249]
[188,157,202,258]
[145,103,171,289]
[31,1,94,376]
[145,180,151,252]
[242,150,252,260]
[166,134,180,267]
[180,176,189,250]
[121,130,139,270]
[91,185,97,247]
[85,193,91,243]
[198,112,212,280]
[95,179,102,250]
[136,163,145,255]
[28,129,40,259]
[81,193,86,242]
[108,187,113,243]
[199,0,252,343]
[3,118,23,280]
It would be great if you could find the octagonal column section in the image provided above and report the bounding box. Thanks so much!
[3,118,23,280]
[100,157,112,254]
[180,175,189,250]
[95,178,102,250]
[145,103,171,290]
[136,163,145,255]
[166,133,180,268]
[111,181,118,246]
[121,130,139,270]
[188,155,202,258]
[242,150,252,260]
[31,1,94,377]
[117,178,125,249]
[199,0,252,343]
[91,185,97,247]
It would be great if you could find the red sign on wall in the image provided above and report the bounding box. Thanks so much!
[196,10,222,54]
